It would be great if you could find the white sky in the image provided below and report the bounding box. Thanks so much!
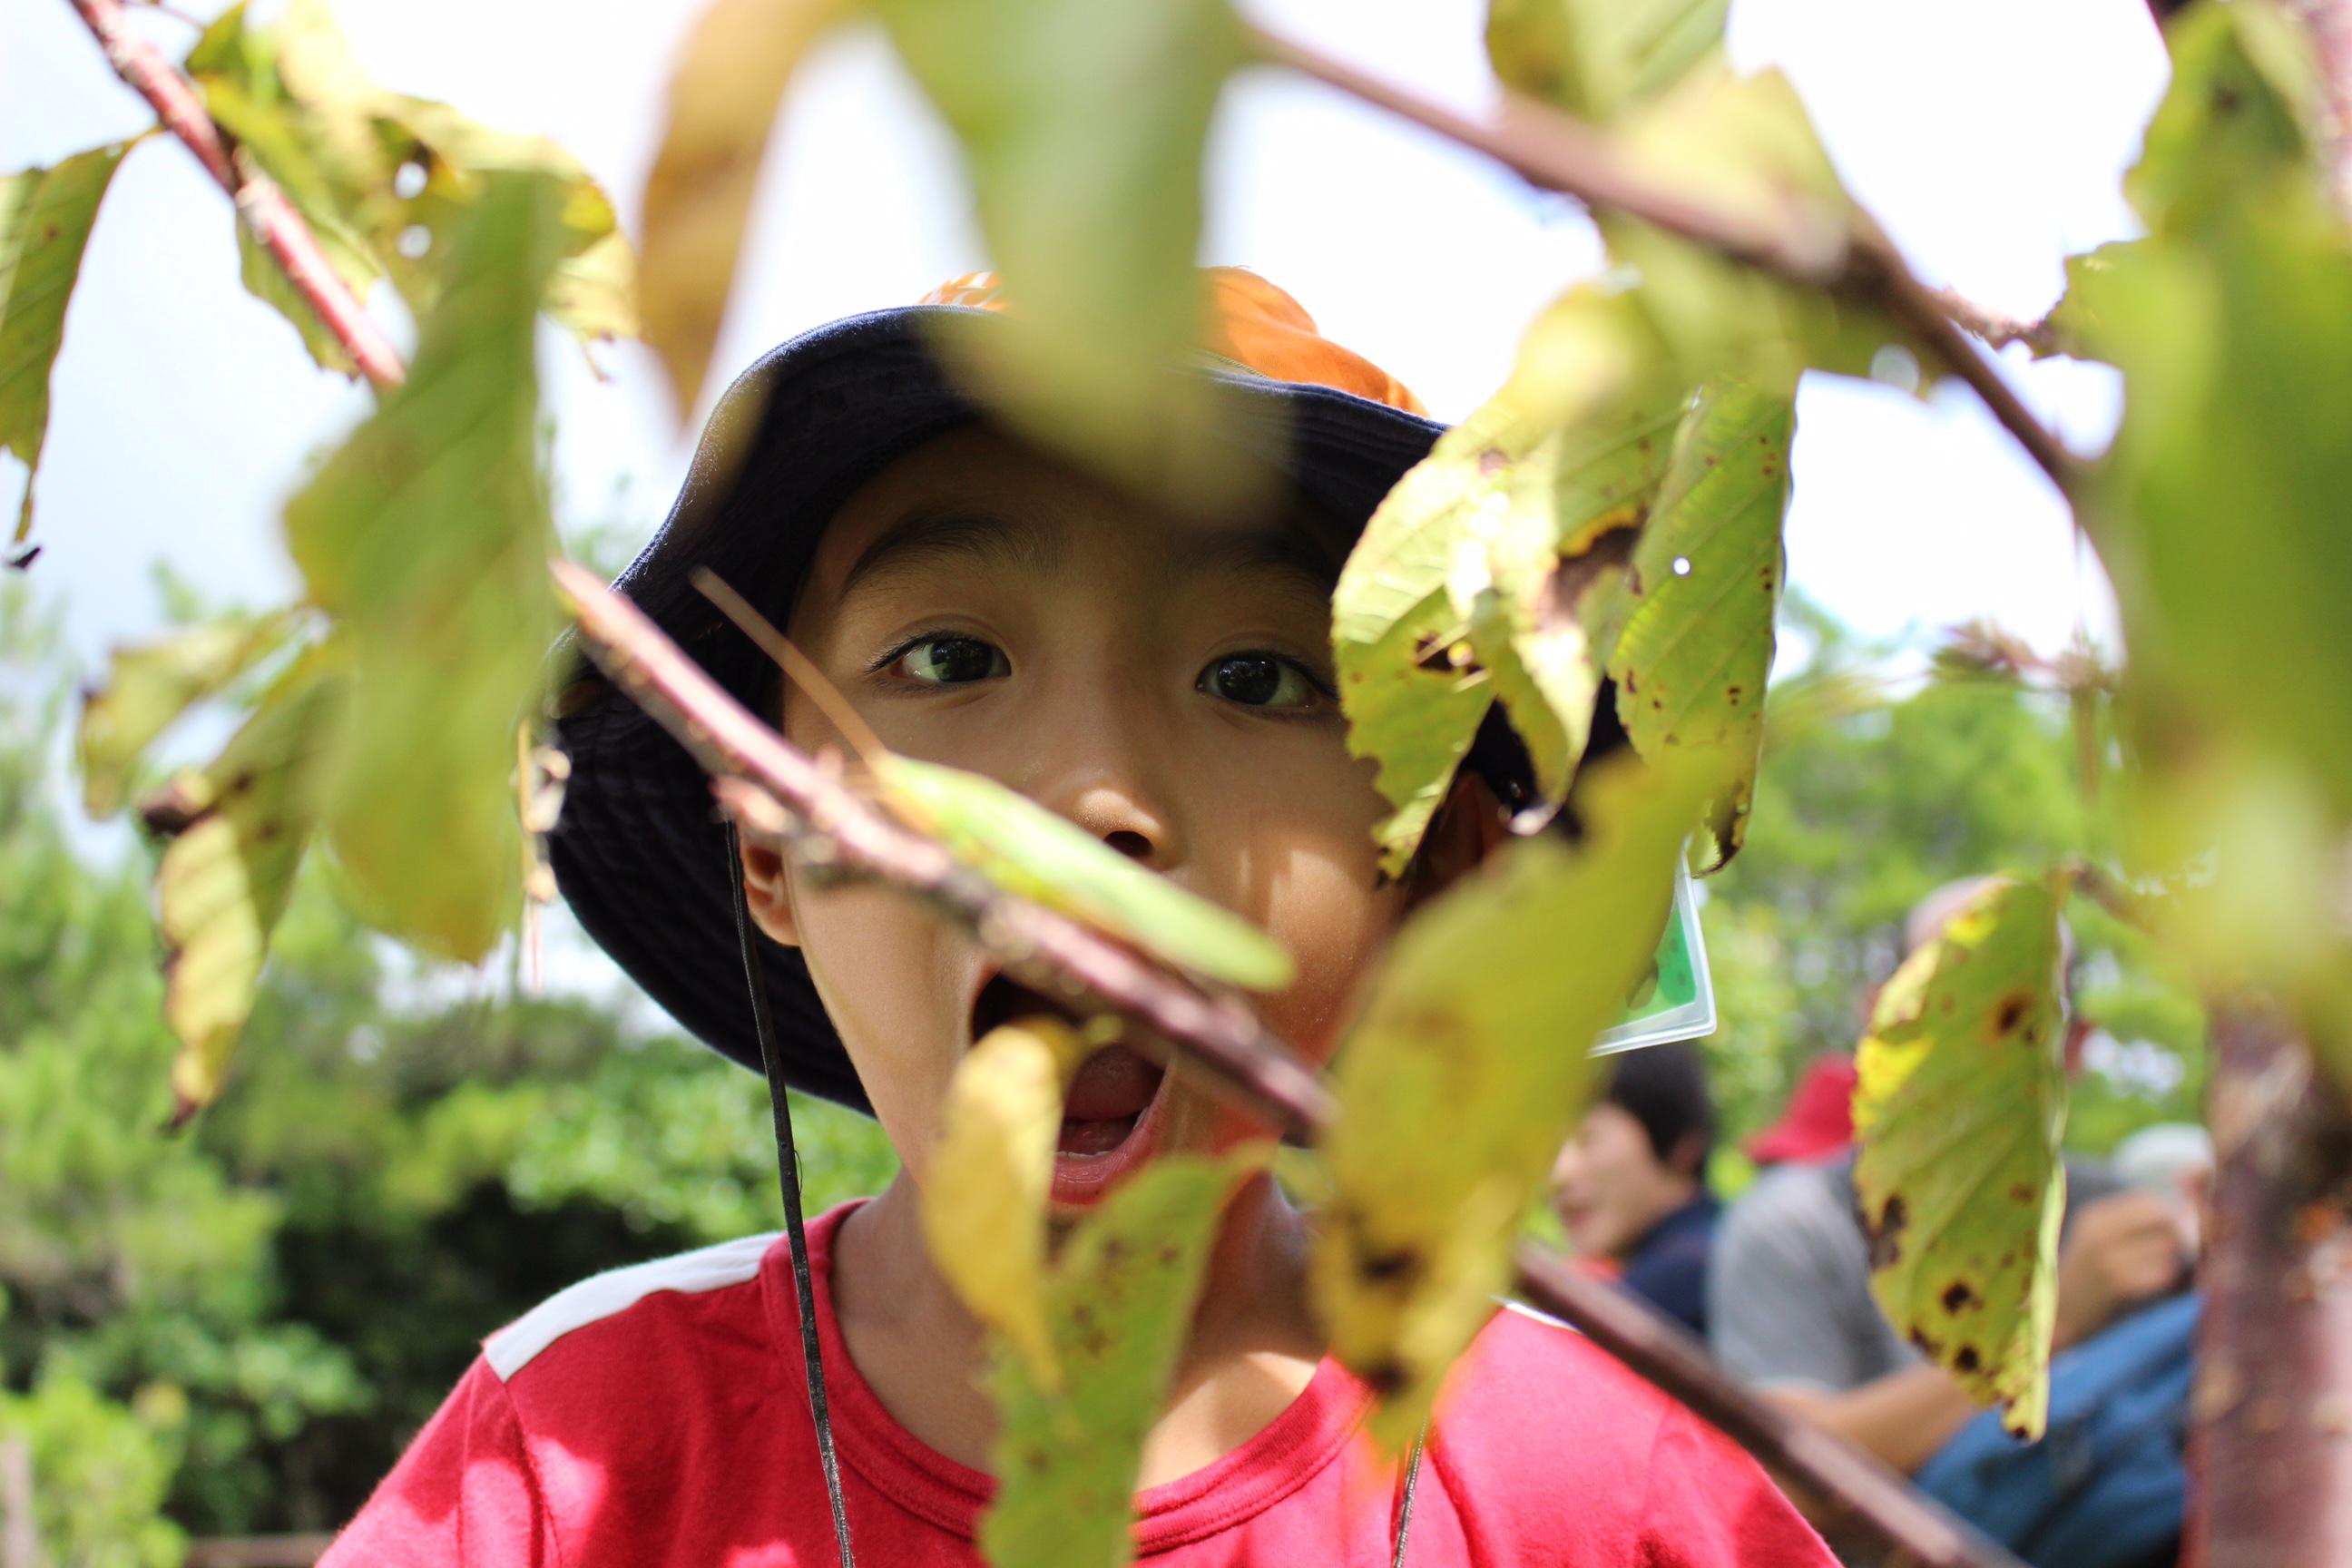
[4,0,2171,678]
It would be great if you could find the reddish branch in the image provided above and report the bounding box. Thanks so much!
[65,0,407,390]
[1248,24,2079,495]
[2186,1005,2352,1567]
[2284,0,2352,222]
[558,560,2020,1568]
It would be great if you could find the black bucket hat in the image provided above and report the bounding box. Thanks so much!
[549,273,1450,1112]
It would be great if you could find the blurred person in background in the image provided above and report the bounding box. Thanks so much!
[1551,1042,1720,1336]
[1707,878,2197,1568]
[1743,1054,1857,1171]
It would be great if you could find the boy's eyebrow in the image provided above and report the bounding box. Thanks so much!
[838,508,1066,599]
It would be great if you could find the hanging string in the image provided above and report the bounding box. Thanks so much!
[1392,1425,1429,1568]
[726,822,858,1568]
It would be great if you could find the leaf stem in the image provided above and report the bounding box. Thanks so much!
[555,554,2022,1568]
[1246,24,2080,497]
[63,0,407,390]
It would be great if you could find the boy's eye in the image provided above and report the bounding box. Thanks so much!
[1199,653,1322,710]
[895,636,1009,686]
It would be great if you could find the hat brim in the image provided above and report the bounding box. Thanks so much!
[550,305,1447,1112]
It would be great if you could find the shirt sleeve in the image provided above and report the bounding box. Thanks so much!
[316,1357,560,1568]
[1639,1404,1838,1568]
[1707,1171,1869,1391]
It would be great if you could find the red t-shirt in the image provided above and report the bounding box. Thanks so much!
[318,1202,1832,1566]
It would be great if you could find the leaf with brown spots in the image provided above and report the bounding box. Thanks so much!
[144,645,348,1123]
[1312,751,1715,1447]
[981,1147,1267,1568]
[1606,379,1792,873]
[1853,871,2070,1439]
[1335,286,1684,871]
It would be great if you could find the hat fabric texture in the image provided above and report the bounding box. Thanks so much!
[550,270,1447,1112]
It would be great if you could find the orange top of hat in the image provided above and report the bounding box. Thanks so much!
[915,267,1429,419]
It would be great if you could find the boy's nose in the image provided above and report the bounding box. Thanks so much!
[1051,784,1177,870]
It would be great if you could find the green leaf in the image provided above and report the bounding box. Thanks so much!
[1311,752,1710,1446]
[141,648,348,1122]
[1852,872,2069,1440]
[921,1016,1088,1383]
[639,0,852,415]
[982,1149,1261,1568]
[78,611,299,818]
[872,0,1247,486]
[871,753,1294,990]
[1607,379,1791,872]
[2127,0,2325,238]
[1485,0,1730,123]
[284,173,567,961]
[187,0,634,352]
[1,142,132,544]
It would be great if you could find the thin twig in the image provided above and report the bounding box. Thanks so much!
[65,0,407,389]
[1929,287,2056,356]
[554,555,2018,1568]
[1249,24,2079,495]
[1514,1247,2015,1568]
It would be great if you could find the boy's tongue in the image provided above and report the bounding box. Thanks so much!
[1058,1046,1162,1155]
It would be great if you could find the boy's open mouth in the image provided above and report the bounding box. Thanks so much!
[968,974,1170,1186]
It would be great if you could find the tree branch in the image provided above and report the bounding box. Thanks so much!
[64,0,407,390]
[554,557,2020,1568]
[1928,288,2056,356]
[1248,24,2080,495]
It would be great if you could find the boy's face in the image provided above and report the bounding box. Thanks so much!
[743,424,1410,1205]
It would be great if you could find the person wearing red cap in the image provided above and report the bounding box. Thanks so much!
[1743,1054,1857,1169]
[314,273,1836,1567]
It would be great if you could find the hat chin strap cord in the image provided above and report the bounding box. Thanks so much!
[726,823,858,1568]
[723,823,1426,1567]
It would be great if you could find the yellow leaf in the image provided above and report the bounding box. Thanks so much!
[921,1015,1088,1382]
[78,611,298,818]
[640,0,852,416]
[143,649,348,1122]
[1854,872,2069,1440]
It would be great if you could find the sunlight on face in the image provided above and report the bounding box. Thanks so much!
[774,424,1407,1174]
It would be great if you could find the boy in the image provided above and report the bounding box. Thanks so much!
[1551,1042,1720,1336]
[318,270,1836,1565]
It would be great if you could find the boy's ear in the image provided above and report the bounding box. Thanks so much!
[1403,769,1514,908]
[738,836,802,948]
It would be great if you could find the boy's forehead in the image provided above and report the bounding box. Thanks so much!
[800,425,1349,609]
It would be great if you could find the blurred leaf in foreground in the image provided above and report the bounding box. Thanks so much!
[141,648,348,1122]
[874,753,1294,990]
[983,1149,1263,1568]
[873,0,1246,490]
[1607,379,1791,872]
[1,142,132,544]
[2054,5,2352,831]
[1485,0,1730,124]
[1313,753,1709,1446]
[921,1016,1088,1384]
[1854,872,2069,1440]
[79,610,299,817]
[639,0,853,416]
[285,174,566,961]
